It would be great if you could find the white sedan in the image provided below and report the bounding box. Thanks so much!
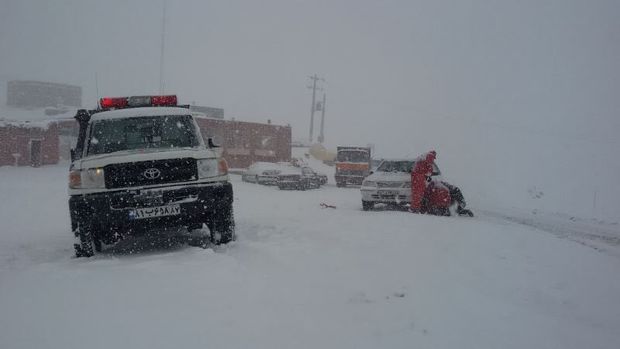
[360,159,441,211]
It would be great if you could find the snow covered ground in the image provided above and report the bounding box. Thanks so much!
[1,163,620,349]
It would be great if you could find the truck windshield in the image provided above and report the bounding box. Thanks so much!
[337,151,369,162]
[87,115,200,155]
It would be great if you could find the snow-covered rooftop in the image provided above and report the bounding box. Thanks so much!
[0,118,55,129]
[0,105,77,122]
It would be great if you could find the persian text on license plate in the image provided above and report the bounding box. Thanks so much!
[129,205,181,220]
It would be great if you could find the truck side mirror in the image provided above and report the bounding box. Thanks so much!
[207,137,220,148]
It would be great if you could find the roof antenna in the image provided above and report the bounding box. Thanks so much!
[95,72,100,109]
[159,1,166,94]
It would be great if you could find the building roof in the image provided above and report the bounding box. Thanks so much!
[0,105,77,122]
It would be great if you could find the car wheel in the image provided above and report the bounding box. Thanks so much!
[362,200,374,211]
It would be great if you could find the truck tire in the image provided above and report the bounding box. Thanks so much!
[74,224,95,258]
[362,200,373,211]
[207,203,236,245]
[93,236,103,253]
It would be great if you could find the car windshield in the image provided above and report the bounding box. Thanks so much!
[337,150,369,162]
[86,115,199,155]
[377,160,415,173]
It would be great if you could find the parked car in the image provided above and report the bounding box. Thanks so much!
[360,158,441,210]
[242,162,286,185]
[302,166,328,186]
[277,165,327,190]
[277,166,313,190]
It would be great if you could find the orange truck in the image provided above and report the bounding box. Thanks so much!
[335,146,371,187]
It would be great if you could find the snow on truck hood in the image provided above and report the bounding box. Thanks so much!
[75,148,216,169]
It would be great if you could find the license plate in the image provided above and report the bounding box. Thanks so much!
[129,205,181,220]
[377,190,398,196]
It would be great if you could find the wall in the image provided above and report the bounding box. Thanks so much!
[0,122,59,166]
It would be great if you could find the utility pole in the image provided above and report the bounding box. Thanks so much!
[307,74,324,143]
[159,1,167,94]
[318,92,326,143]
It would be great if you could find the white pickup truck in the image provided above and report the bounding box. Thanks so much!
[68,95,235,257]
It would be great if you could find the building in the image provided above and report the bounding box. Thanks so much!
[0,119,60,167]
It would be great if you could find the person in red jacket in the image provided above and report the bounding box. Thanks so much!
[410,150,436,213]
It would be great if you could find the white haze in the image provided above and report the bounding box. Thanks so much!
[1,0,619,219]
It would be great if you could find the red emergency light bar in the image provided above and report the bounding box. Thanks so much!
[100,97,128,109]
[151,95,177,106]
[99,95,178,110]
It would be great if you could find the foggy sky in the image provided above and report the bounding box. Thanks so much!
[1,0,619,156]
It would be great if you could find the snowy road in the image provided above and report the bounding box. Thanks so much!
[1,164,620,349]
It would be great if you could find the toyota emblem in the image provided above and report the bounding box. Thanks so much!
[143,168,161,180]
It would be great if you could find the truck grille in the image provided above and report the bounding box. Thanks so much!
[104,158,198,189]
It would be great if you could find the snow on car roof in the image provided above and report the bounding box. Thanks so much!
[278,166,302,175]
[380,158,415,162]
[247,161,301,174]
[90,107,192,121]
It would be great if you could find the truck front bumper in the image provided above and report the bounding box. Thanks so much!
[69,182,233,238]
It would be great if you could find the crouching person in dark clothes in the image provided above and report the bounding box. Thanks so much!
[421,179,474,217]
[441,181,474,217]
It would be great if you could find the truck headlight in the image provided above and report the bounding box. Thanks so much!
[362,180,376,187]
[69,168,105,189]
[197,158,228,178]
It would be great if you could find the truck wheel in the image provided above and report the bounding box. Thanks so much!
[336,182,344,188]
[207,203,236,245]
[74,224,95,258]
[362,200,374,211]
[93,236,103,253]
